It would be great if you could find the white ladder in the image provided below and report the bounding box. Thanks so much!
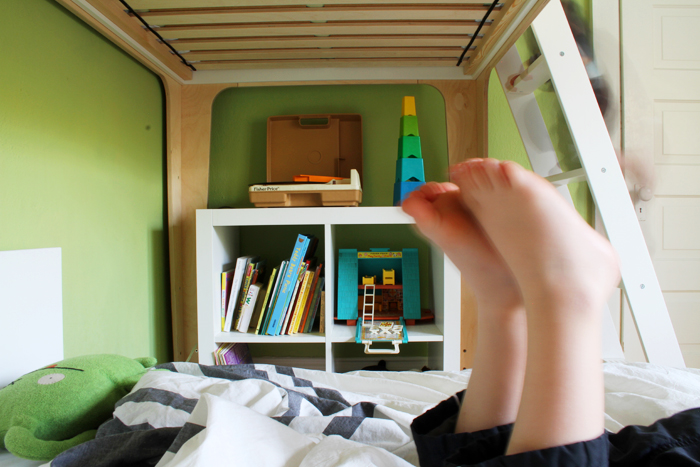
[495,0,684,367]
[362,284,376,329]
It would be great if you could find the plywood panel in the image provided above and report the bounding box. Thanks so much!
[176,83,235,361]
[83,0,193,79]
[467,0,550,78]
[195,57,457,70]
[173,35,480,51]
[55,0,192,80]
[140,5,495,25]
[420,78,489,369]
[131,0,495,8]
[163,76,185,360]
[184,47,463,61]
[158,21,484,40]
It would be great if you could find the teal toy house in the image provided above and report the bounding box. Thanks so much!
[393,96,426,206]
[337,248,421,321]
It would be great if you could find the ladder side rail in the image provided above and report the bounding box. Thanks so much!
[531,0,684,367]
[496,46,625,362]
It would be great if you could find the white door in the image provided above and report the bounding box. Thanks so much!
[620,0,700,367]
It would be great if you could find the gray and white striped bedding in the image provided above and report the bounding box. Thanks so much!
[43,361,700,467]
[47,362,471,467]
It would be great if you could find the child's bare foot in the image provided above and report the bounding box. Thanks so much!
[450,158,620,453]
[450,159,620,310]
[402,182,521,310]
[403,182,528,434]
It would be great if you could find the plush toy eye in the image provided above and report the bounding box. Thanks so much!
[38,373,65,385]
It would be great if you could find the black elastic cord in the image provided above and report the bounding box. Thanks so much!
[456,0,501,66]
[119,0,197,71]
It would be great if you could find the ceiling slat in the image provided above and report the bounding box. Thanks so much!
[183,46,463,61]
[464,0,533,76]
[159,21,484,40]
[194,56,459,69]
[129,0,499,9]
[74,0,193,79]
[172,35,479,51]
[139,5,495,26]
[70,0,537,76]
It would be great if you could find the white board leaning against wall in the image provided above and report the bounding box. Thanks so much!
[0,248,63,387]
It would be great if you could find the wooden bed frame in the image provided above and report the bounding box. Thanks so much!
[55,0,551,367]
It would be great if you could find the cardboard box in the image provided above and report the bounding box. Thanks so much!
[249,114,363,207]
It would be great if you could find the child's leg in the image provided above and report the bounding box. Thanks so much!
[402,184,527,433]
[451,159,620,455]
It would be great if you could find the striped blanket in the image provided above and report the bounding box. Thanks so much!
[43,361,700,467]
[47,362,471,467]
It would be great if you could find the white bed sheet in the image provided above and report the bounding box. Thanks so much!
[0,451,43,467]
[2,361,699,466]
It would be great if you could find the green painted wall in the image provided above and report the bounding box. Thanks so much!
[0,0,171,363]
[209,84,450,208]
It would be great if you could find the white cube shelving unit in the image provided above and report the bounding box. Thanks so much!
[196,206,461,372]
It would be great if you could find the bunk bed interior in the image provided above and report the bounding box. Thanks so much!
[3,0,700,465]
[57,0,552,367]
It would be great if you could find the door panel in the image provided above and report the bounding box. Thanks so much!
[622,0,700,366]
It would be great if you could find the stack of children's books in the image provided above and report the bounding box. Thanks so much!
[213,342,253,365]
[221,233,325,335]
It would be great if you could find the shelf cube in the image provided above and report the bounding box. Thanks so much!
[395,158,425,183]
[400,116,419,137]
[398,136,422,159]
[393,180,426,206]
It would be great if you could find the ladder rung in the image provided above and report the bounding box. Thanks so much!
[506,54,551,95]
[545,168,587,186]
[363,284,375,324]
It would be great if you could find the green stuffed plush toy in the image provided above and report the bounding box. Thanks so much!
[0,354,156,461]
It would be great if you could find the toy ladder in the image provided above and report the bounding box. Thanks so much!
[494,0,684,367]
[362,284,376,329]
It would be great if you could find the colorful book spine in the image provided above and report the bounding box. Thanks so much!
[280,263,307,335]
[233,262,256,329]
[224,256,255,332]
[266,235,310,335]
[236,282,262,332]
[290,270,314,334]
[221,269,234,331]
[262,260,287,335]
[319,291,326,334]
[253,267,277,334]
[304,277,325,334]
[299,264,322,333]
[215,342,253,365]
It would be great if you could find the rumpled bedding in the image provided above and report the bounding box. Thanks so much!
[39,361,700,467]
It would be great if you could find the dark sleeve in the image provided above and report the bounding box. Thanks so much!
[608,407,700,467]
[411,390,513,467]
